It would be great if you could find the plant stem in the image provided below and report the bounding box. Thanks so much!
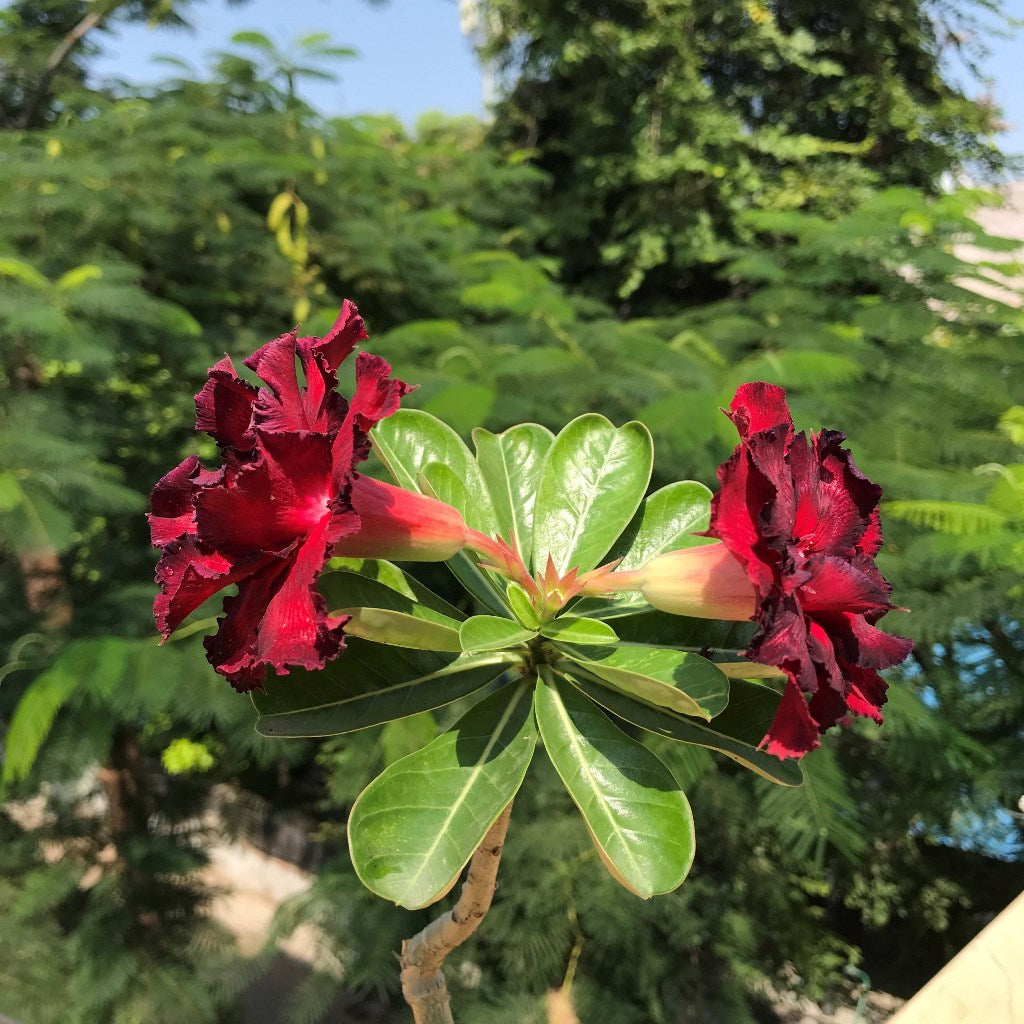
[399,803,513,1024]
[16,4,112,130]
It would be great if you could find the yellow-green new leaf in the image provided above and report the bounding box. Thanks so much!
[340,607,462,652]
[460,615,537,653]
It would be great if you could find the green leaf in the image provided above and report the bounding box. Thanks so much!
[0,257,49,290]
[319,570,463,651]
[2,656,80,785]
[325,559,465,620]
[231,30,276,51]
[506,582,541,629]
[540,617,618,646]
[252,638,516,738]
[371,409,498,535]
[460,615,537,653]
[419,463,473,522]
[612,481,714,572]
[445,552,512,618]
[348,683,537,908]
[534,673,694,898]
[381,712,437,766]
[532,415,653,575]
[473,423,555,566]
[558,644,728,720]
[54,265,103,293]
[340,607,462,652]
[0,472,22,513]
[371,410,510,615]
[565,672,801,787]
[576,606,757,657]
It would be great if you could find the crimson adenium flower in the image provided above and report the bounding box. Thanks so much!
[149,302,469,691]
[639,383,913,759]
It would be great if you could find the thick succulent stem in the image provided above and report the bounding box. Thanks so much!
[399,803,513,1024]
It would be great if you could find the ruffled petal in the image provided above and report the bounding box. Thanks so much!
[858,508,884,558]
[708,446,777,590]
[331,352,413,485]
[762,677,820,759]
[842,663,888,724]
[203,517,349,691]
[154,536,258,638]
[194,432,333,558]
[819,611,914,671]
[304,299,367,374]
[194,356,258,448]
[798,555,891,614]
[807,682,850,733]
[149,456,201,547]
[747,594,816,692]
[727,382,794,440]
[792,430,882,557]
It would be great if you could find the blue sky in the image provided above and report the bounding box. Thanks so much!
[89,0,487,124]
[59,0,1024,158]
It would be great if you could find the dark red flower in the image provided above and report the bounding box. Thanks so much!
[626,383,912,757]
[149,302,463,691]
[705,382,912,757]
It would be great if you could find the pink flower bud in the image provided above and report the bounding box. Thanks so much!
[638,543,756,621]
[338,476,470,562]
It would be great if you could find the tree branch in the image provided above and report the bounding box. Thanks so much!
[399,803,513,1024]
[16,5,110,130]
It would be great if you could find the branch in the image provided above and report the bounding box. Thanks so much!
[16,4,112,130]
[399,803,513,1024]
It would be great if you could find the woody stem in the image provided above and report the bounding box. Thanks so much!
[399,803,513,1024]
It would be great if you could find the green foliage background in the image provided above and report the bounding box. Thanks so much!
[0,1,1022,1022]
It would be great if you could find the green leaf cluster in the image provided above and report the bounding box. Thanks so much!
[254,412,800,914]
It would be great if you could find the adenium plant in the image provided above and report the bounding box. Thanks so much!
[151,303,911,1024]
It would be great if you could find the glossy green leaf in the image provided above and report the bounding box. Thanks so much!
[460,615,537,653]
[445,551,512,618]
[371,408,498,535]
[325,559,465,620]
[252,638,517,738]
[716,661,787,681]
[371,410,509,616]
[609,482,714,609]
[558,644,728,719]
[532,414,653,575]
[473,423,554,566]
[381,713,437,766]
[348,683,537,909]
[506,582,541,629]
[319,570,463,651]
[340,607,462,652]
[573,604,757,658]
[534,673,694,898]
[565,672,802,787]
[540,616,618,646]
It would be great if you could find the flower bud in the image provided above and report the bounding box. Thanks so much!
[337,475,470,562]
[639,543,756,621]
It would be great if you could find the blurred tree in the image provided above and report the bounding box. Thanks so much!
[475,0,1012,308]
[0,0,254,130]
[0,9,1021,1024]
